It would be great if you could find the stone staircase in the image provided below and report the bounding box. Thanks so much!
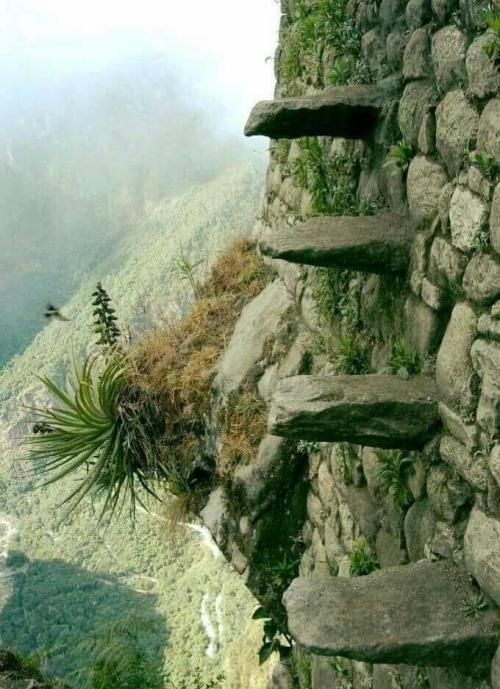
[283,561,498,670]
[259,214,411,273]
[244,85,381,139]
[268,374,439,449]
[243,62,500,686]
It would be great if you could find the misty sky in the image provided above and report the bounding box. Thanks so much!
[1,0,281,133]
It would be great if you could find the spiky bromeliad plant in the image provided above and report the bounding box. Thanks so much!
[26,353,167,519]
[26,284,167,520]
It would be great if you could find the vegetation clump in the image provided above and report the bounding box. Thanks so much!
[279,0,367,88]
[348,538,380,576]
[27,241,272,520]
[388,340,420,376]
[483,9,500,70]
[384,140,414,172]
[376,449,415,510]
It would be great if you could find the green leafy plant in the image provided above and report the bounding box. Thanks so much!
[483,9,500,70]
[332,335,371,374]
[166,669,225,689]
[92,282,121,347]
[292,139,369,217]
[75,616,165,689]
[384,140,415,171]
[252,607,293,665]
[470,225,491,254]
[388,339,420,376]
[279,0,366,87]
[348,538,380,576]
[460,591,488,619]
[468,151,498,179]
[336,443,357,484]
[173,250,204,298]
[377,449,415,510]
[26,352,167,520]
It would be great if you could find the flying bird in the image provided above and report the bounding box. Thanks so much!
[44,303,70,322]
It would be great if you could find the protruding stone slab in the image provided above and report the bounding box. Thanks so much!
[244,86,381,139]
[284,561,498,668]
[259,214,410,273]
[269,374,439,449]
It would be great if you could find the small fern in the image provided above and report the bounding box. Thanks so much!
[377,450,415,510]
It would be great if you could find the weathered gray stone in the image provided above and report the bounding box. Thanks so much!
[259,214,411,273]
[200,487,228,547]
[429,236,467,289]
[450,186,488,252]
[406,0,432,27]
[490,444,500,489]
[404,498,437,560]
[431,0,453,23]
[407,155,447,224]
[421,277,447,311]
[269,374,440,449]
[471,339,500,434]
[380,160,407,215]
[403,28,432,79]
[436,91,479,176]
[405,294,444,358]
[468,164,492,200]
[398,81,438,147]
[386,30,406,70]
[427,464,472,523]
[376,528,406,567]
[379,0,406,27]
[317,461,335,508]
[233,435,297,517]
[466,32,500,98]
[409,227,434,295]
[439,402,479,450]
[439,182,456,233]
[431,26,468,91]
[362,29,386,78]
[245,86,381,139]
[214,280,293,396]
[284,561,498,666]
[362,446,385,498]
[428,667,493,689]
[418,111,436,155]
[268,661,294,689]
[345,485,380,539]
[463,254,500,305]
[464,506,500,607]
[440,434,489,491]
[478,100,500,165]
[491,183,500,255]
[279,176,302,210]
[478,309,500,342]
[436,302,478,416]
[311,655,339,689]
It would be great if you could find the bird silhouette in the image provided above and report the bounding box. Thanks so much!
[44,303,70,322]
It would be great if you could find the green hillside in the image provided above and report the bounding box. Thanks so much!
[0,163,271,689]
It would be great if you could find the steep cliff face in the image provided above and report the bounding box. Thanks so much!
[199,0,500,687]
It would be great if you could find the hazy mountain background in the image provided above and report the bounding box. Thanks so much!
[0,38,273,687]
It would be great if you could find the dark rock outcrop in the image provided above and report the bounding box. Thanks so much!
[268,374,440,448]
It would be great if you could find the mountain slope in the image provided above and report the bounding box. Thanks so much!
[0,163,270,688]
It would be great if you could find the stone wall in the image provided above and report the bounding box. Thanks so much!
[199,0,500,687]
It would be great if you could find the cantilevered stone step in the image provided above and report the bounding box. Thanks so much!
[259,214,410,273]
[283,561,499,668]
[268,374,439,449]
[244,85,381,139]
